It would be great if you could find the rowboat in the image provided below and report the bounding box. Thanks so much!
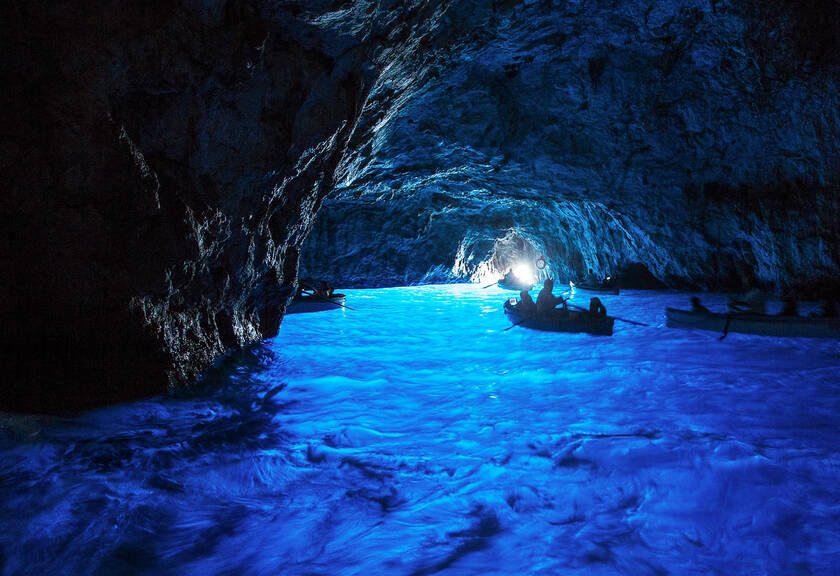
[665,307,840,339]
[569,281,619,295]
[286,294,347,314]
[504,300,614,336]
[498,279,534,291]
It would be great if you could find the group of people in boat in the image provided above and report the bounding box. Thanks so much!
[499,267,534,289]
[515,276,607,317]
[690,290,837,318]
[582,268,616,288]
[297,279,335,299]
[519,273,835,326]
[501,268,519,285]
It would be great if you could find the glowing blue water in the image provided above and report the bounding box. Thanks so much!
[1,285,839,575]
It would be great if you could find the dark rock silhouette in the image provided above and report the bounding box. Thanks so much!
[0,0,432,412]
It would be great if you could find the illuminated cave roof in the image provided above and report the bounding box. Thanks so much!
[302,0,840,291]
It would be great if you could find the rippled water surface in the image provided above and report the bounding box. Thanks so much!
[2,285,839,575]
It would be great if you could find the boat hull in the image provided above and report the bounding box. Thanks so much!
[569,281,619,295]
[665,307,840,339]
[286,294,347,314]
[504,300,614,336]
[498,280,534,291]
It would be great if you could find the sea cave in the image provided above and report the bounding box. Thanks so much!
[1,0,839,574]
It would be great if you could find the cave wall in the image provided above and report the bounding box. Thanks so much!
[301,0,840,295]
[0,0,438,412]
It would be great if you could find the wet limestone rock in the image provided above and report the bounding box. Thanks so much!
[0,0,428,412]
[301,0,840,295]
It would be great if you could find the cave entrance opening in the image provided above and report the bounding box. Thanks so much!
[476,230,546,285]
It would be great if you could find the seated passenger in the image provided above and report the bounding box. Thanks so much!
[691,296,711,313]
[589,297,607,316]
[518,289,536,312]
[536,277,566,312]
[316,280,334,298]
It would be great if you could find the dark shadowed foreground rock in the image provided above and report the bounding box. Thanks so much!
[301,0,840,296]
[0,0,438,413]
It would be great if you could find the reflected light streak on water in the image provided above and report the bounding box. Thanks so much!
[1,285,839,575]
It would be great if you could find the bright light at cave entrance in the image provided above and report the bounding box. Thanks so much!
[513,263,535,284]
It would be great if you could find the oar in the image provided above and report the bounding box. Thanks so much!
[719,315,731,340]
[482,281,498,289]
[297,291,356,311]
[503,313,534,331]
[566,303,650,327]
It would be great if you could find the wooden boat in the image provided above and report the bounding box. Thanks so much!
[569,281,619,295]
[665,307,840,339]
[498,278,534,291]
[504,300,614,336]
[286,293,347,314]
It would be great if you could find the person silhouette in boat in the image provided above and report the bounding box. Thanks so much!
[691,296,710,313]
[589,296,607,316]
[502,268,516,284]
[583,268,597,285]
[517,288,536,312]
[315,280,334,299]
[536,277,566,312]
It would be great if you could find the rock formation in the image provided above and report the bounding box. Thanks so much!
[0,0,441,412]
[301,0,840,295]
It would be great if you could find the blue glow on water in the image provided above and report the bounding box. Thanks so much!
[1,285,839,575]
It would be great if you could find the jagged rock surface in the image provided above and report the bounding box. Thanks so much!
[301,0,840,295]
[0,0,436,412]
